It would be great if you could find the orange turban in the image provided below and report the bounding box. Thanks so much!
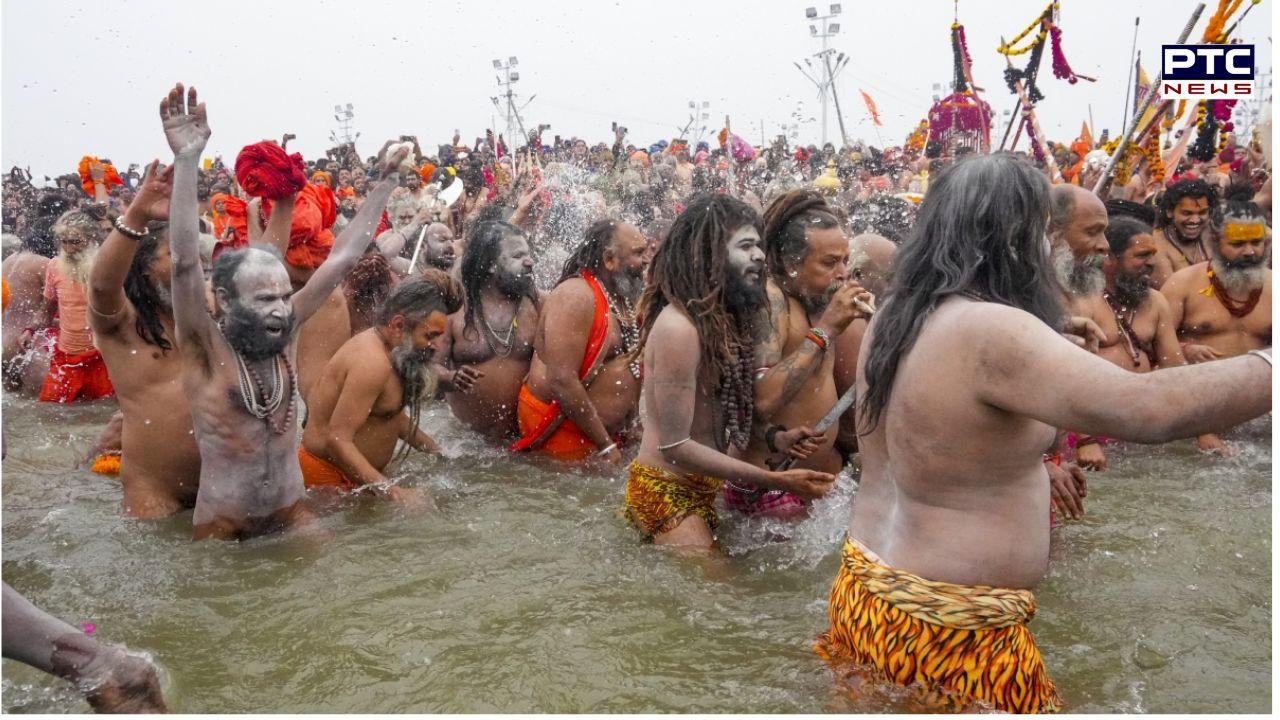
[418,163,437,185]
[78,156,123,196]
[310,170,333,188]
[212,183,337,269]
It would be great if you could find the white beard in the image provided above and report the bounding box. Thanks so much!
[55,247,96,286]
[1052,245,1105,297]
[1211,255,1269,295]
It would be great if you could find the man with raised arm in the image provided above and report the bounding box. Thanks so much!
[624,193,835,550]
[159,83,407,540]
[815,154,1271,714]
[88,161,204,516]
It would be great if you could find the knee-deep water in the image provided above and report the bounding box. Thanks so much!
[1,396,1271,712]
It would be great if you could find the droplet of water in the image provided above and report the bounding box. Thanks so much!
[144,419,151,425]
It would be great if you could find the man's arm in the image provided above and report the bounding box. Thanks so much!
[975,303,1270,442]
[539,282,614,451]
[291,144,407,325]
[88,162,172,334]
[159,84,214,353]
[258,193,296,256]
[1150,292,1229,452]
[324,362,393,486]
[649,312,833,498]
[397,412,440,454]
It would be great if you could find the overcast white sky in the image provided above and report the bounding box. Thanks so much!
[2,0,1272,178]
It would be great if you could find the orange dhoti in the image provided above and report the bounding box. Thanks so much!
[815,539,1062,714]
[38,346,114,403]
[515,384,599,461]
[297,446,358,492]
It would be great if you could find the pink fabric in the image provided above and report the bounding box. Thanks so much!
[1065,432,1116,449]
[722,484,808,520]
[43,262,93,354]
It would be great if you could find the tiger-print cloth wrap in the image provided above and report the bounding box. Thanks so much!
[623,461,723,540]
[815,539,1063,714]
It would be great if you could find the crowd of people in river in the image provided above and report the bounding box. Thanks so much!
[0,76,1271,713]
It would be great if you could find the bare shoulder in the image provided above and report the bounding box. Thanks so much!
[651,304,698,342]
[545,278,596,318]
[1163,261,1209,296]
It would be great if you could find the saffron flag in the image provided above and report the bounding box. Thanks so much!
[860,90,883,127]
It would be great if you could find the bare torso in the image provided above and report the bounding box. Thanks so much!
[444,296,538,440]
[185,335,307,541]
[2,252,52,392]
[738,292,841,475]
[850,298,1055,589]
[296,287,351,403]
[1069,292,1161,371]
[302,330,405,471]
[1151,227,1209,290]
[91,308,200,517]
[1167,262,1271,357]
[635,306,724,473]
[524,278,641,437]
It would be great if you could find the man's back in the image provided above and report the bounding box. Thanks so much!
[850,298,1055,589]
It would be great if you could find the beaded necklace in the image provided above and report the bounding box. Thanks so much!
[480,297,520,358]
[221,324,297,435]
[600,280,642,379]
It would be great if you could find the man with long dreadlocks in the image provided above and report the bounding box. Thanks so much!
[299,270,459,506]
[158,83,406,540]
[515,219,648,461]
[87,160,206,517]
[437,220,538,441]
[624,193,835,550]
[1162,188,1271,364]
[726,189,873,519]
[817,154,1271,713]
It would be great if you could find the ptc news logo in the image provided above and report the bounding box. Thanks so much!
[1161,44,1255,100]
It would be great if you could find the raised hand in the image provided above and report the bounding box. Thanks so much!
[159,83,210,159]
[128,161,174,221]
[88,161,106,184]
[374,140,411,180]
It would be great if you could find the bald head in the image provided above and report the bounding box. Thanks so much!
[422,222,457,271]
[1048,185,1104,239]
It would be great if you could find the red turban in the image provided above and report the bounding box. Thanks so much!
[235,141,307,200]
[211,183,337,270]
[78,156,123,196]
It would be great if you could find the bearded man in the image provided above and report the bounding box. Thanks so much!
[415,222,458,273]
[300,270,460,506]
[1149,179,1218,289]
[728,190,872,518]
[1162,191,1271,363]
[515,220,649,461]
[624,193,835,550]
[437,221,539,441]
[37,210,113,402]
[817,154,1270,713]
[1063,216,1228,470]
[158,83,405,540]
[1048,184,1110,299]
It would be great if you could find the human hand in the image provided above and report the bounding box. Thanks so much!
[777,425,824,460]
[128,161,174,221]
[386,485,436,512]
[1183,343,1224,364]
[88,160,106,183]
[374,141,412,180]
[770,468,835,500]
[1075,441,1107,471]
[1047,460,1087,520]
[159,83,210,159]
[818,281,872,333]
[1195,433,1231,456]
[1063,316,1105,354]
[449,366,483,393]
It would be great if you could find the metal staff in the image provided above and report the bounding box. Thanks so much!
[1093,3,1206,197]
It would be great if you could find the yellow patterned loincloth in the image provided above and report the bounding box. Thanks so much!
[622,461,723,540]
[815,539,1063,714]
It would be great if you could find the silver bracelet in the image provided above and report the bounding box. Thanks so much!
[657,437,690,451]
[113,215,146,240]
[1247,349,1273,368]
[596,442,618,457]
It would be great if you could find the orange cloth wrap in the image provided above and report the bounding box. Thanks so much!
[38,346,114,403]
[211,183,336,269]
[91,453,122,476]
[78,156,123,196]
[815,540,1062,714]
[298,446,359,492]
[516,384,597,461]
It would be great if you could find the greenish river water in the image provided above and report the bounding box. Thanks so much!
[1,397,1270,713]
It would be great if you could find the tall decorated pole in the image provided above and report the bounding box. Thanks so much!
[1092,3,1206,196]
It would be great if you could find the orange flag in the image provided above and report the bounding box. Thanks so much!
[860,89,883,127]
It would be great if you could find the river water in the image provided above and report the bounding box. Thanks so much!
[1,395,1270,713]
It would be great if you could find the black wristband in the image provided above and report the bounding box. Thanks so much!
[765,424,786,454]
